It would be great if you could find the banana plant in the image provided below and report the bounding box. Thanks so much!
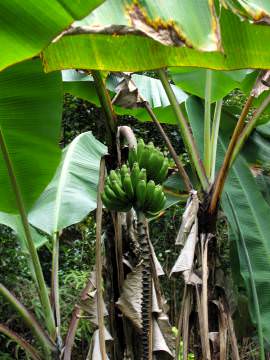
[2,1,270,359]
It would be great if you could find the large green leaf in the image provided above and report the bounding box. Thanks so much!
[220,152,270,343]
[170,68,250,102]
[29,132,107,235]
[0,59,62,213]
[42,9,270,72]
[0,212,47,252]
[186,95,270,342]
[0,0,104,71]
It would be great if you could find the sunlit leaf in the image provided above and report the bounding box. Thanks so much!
[29,132,107,235]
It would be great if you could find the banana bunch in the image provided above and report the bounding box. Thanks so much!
[128,139,169,184]
[101,166,133,212]
[101,163,166,216]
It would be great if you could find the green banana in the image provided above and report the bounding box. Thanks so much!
[101,192,113,209]
[104,184,120,203]
[135,179,147,209]
[144,180,156,207]
[148,151,165,182]
[149,185,164,212]
[131,162,141,189]
[147,142,155,152]
[157,158,169,183]
[123,173,134,201]
[139,146,150,170]
[138,168,147,182]
[137,138,145,163]
[110,180,128,202]
[128,146,137,168]
[120,164,129,183]
[109,170,122,186]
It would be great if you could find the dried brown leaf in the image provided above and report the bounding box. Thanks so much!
[116,266,142,328]
[112,76,144,109]
[150,241,165,276]
[170,220,198,279]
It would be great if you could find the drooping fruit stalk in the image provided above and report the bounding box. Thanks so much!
[136,211,153,360]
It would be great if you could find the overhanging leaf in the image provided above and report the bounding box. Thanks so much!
[29,132,107,235]
[0,0,104,71]
[0,59,62,213]
[43,10,270,72]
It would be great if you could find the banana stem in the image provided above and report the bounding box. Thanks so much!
[204,70,212,178]
[158,69,208,190]
[51,231,61,347]
[209,95,254,213]
[210,99,223,183]
[230,92,270,165]
[96,158,106,360]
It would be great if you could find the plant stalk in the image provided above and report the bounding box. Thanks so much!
[230,92,270,165]
[51,231,61,347]
[158,69,208,190]
[0,284,55,355]
[226,194,265,360]
[92,70,117,148]
[144,101,192,191]
[0,130,55,337]
[210,99,223,183]
[96,157,107,360]
[209,95,254,213]
[204,70,212,178]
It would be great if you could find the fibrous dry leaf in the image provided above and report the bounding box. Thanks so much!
[87,327,113,360]
[171,220,201,286]
[153,319,173,357]
[116,266,142,328]
[150,240,165,276]
[175,190,199,245]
